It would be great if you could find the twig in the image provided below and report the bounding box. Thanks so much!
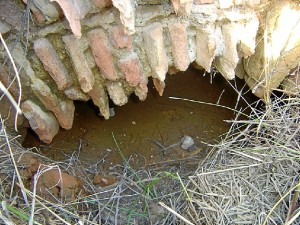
[158,202,195,225]
[169,96,249,117]
[1,116,28,205]
[0,33,22,131]
[189,161,273,178]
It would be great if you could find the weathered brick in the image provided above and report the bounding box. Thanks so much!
[111,25,132,49]
[34,38,73,90]
[235,59,246,79]
[93,0,112,8]
[171,0,193,16]
[49,0,84,38]
[112,0,135,35]
[196,25,216,72]
[30,77,75,129]
[22,100,59,144]
[214,23,239,80]
[31,77,59,109]
[88,79,110,119]
[238,17,259,57]
[23,0,61,23]
[119,53,143,87]
[153,78,165,96]
[63,35,95,93]
[88,29,118,81]
[56,99,75,130]
[143,23,168,82]
[106,81,128,106]
[135,74,148,101]
[194,0,213,4]
[50,0,81,38]
[168,22,190,71]
[64,87,90,101]
[23,0,45,23]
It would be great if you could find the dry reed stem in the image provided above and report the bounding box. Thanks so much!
[178,94,300,225]
[0,33,22,130]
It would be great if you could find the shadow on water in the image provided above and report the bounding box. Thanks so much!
[23,66,258,169]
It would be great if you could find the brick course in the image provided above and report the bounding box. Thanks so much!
[110,25,132,49]
[34,38,73,90]
[88,29,118,81]
[168,22,190,71]
[12,0,274,143]
[143,23,168,82]
[63,35,95,93]
[119,53,143,87]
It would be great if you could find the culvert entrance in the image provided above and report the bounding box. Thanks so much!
[23,67,257,170]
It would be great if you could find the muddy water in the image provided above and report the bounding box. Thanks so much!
[23,67,255,169]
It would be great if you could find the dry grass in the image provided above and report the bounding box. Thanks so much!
[0,118,195,224]
[177,94,300,225]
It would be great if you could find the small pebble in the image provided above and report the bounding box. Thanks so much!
[181,135,195,150]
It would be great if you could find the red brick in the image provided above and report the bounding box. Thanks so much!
[112,0,135,35]
[168,22,190,71]
[62,35,95,93]
[135,84,148,101]
[134,74,148,101]
[31,77,74,130]
[119,53,143,87]
[88,29,118,81]
[111,25,132,49]
[34,38,73,90]
[56,99,75,130]
[93,0,112,8]
[139,76,148,93]
[143,23,168,82]
[22,100,59,144]
[50,0,82,38]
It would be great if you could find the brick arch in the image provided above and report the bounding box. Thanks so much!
[1,0,299,142]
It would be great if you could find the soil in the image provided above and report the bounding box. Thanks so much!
[23,67,256,172]
[17,153,83,202]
